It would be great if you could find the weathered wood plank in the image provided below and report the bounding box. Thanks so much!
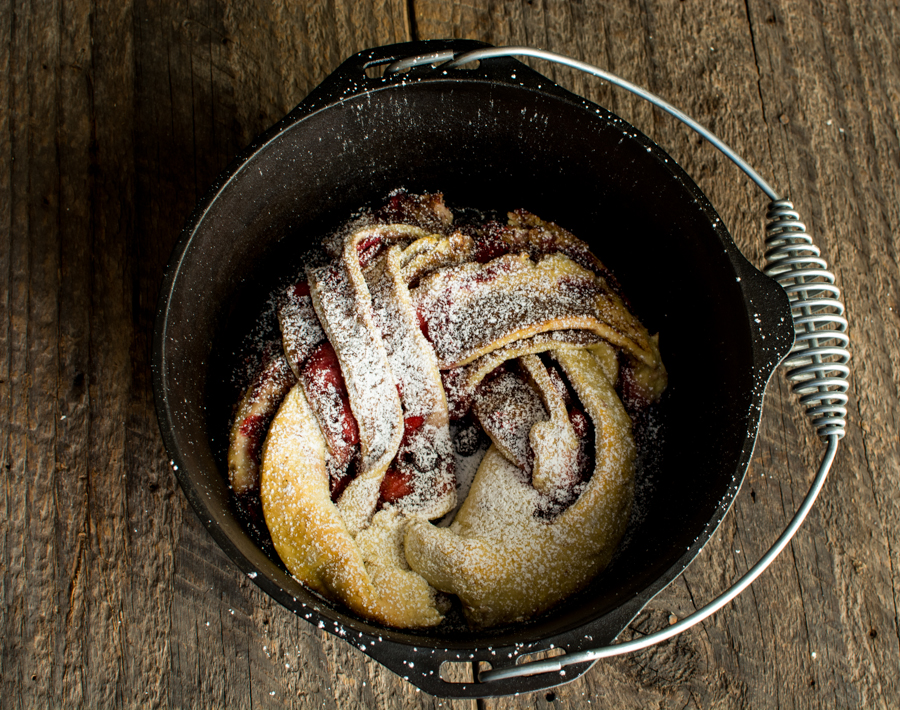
[3,1,68,706]
[53,1,95,706]
[0,0,14,693]
[80,1,144,706]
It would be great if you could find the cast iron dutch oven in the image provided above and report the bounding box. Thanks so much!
[152,39,794,698]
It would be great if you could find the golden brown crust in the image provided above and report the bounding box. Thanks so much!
[404,349,635,628]
[260,384,445,628]
[399,231,475,284]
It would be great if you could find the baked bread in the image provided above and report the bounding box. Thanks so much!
[228,191,666,629]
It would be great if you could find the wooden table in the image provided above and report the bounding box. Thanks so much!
[3,1,898,707]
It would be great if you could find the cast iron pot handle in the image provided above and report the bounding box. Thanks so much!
[383,46,851,685]
[286,39,494,115]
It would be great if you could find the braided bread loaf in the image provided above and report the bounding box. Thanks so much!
[227,192,666,628]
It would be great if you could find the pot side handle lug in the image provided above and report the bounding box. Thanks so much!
[362,639,596,699]
[735,255,795,384]
[285,39,493,117]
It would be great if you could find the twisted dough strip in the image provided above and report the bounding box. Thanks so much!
[261,226,473,627]
[307,225,432,533]
[442,329,616,419]
[472,369,548,472]
[260,384,445,628]
[404,348,635,628]
[227,346,296,495]
[414,252,657,369]
[519,354,581,501]
[279,282,325,379]
[399,231,475,285]
[365,242,459,519]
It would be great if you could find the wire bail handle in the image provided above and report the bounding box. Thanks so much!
[386,46,850,684]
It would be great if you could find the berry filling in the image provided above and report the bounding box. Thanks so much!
[356,235,385,270]
[471,221,513,263]
[300,342,360,487]
[238,413,269,465]
[377,415,429,505]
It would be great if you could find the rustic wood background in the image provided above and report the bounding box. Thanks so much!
[3,0,898,707]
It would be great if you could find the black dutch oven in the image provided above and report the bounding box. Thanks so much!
[152,39,794,698]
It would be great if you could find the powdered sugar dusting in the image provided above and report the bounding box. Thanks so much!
[413,252,651,368]
[367,245,455,519]
[279,283,325,377]
[230,193,666,631]
[309,258,401,473]
[473,370,547,473]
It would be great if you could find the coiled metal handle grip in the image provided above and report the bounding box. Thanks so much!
[764,200,849,440]
[388,46,850,685]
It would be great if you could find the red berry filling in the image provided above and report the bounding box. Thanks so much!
[238,413,268,464]
[472,222,512,263]
[301,343,360,476]
[357,235,385,269]
[380,468,415,503]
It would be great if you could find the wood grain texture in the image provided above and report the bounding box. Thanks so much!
[1,0,897,707]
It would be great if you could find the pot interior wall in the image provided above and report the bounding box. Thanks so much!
[162,78,755,646]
